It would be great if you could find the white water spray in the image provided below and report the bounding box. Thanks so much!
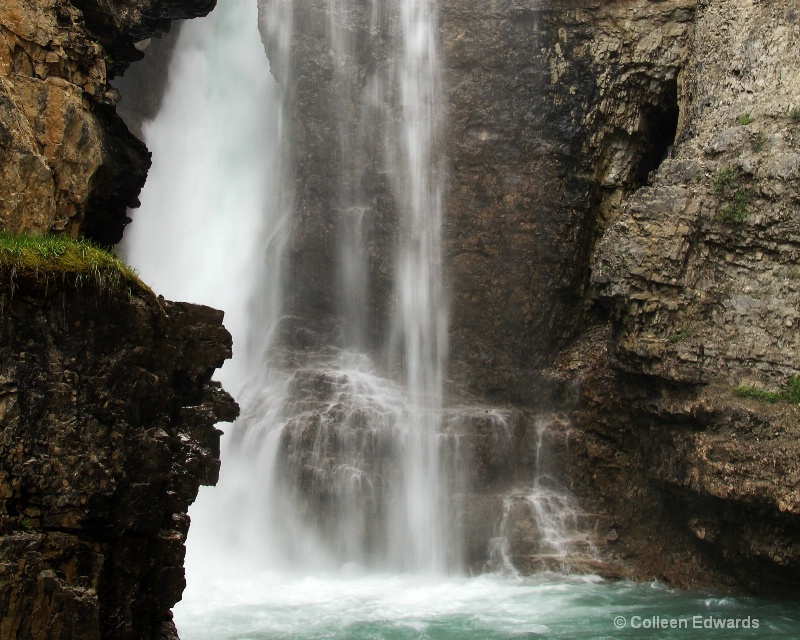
[118,0,295,576]
[111,1,800,637]
[122,0,454,577]
[119,0,288,395]
[528,421,598,565]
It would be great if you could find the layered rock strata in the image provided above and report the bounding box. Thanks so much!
[576,0,800,597]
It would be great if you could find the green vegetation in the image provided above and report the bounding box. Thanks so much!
[738,113,754,126]
[712,166,750,225]
[750,132,766,153]
[20,517,35,531]
[713,166,739,194]
[717,190,751,224]
[669,324,697,344]
[0,232,149,294]
[789,107,800,122]
[734,377,800,404]
[103,53,114,67]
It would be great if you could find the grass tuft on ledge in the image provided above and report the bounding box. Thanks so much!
[0,232,151,295]
[733,377,800,405]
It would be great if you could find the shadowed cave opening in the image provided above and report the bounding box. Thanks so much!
[634,76,680,186]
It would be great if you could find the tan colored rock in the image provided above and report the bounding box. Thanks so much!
[0,0,108,236]
[576,0,800,597]
[0,78,57,233]
[594,0,800,389]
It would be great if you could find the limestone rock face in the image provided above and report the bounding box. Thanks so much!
[594,0,800,388]
[443,0,694,400]
[578,0,800,597]
[268,0,800,596]
[0,0,215,245]
[0,276,238,640]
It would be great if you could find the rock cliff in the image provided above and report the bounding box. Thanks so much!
[0,0,213,245]
[0,0,232,638]
[0,275,237,639]
[271,0,800,597]
[2,1,799,635]
[576,0,800,597]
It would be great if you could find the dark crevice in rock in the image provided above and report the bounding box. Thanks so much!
[82,104,151,247]
[661,486,800,600]
[635,76,680,187]
[71,0,216,73]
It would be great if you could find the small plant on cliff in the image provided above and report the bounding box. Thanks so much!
[789,107,800,122]
[717,190,751,224]
[713,167,739,194]
[750,132,766,153]
[734,377,800,404]
[669,324,697,344]
[0,232,150,294]
[738,113,754,126]
[20,517,35,532]
[712,166,750,225]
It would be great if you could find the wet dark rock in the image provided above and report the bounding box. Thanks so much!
[0,275,237,639]
[265,0,800,599]
[71,0,216,73]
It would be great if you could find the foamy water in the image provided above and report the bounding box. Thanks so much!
[175,572,800,640]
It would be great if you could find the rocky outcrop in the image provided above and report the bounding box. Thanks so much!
[0,274,237,639]
[573,0,800,597]
[69,0,213,75]
[0,1,231,637]
[0,0,215,245]
[439,0,800,598]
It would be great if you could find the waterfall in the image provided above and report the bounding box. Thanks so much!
[121,0,454,577]
[119,0,288,396]
[112,2,800,638]
[388,0,449,571]
[527,422,598,567]
[119,0,296,575]
[484,419,600,575]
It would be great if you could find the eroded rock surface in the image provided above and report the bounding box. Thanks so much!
[268,0,800,597]
[0,0,215,244]
[576,0,800,597]
[0,276,237,640]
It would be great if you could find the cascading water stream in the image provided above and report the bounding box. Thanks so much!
[119,0,298,575]
[388,0,450,573]
[123,0,454,575]
[119,0,287,396]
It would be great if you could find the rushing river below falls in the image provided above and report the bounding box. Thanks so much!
[173,572,800,639]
